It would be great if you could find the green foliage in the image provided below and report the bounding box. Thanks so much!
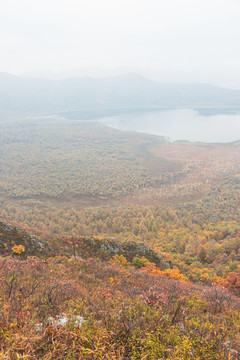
[132,256,143,269]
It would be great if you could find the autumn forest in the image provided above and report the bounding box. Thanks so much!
[1,111,240,359]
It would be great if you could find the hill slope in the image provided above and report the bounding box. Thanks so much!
[0,219,169,268]
[0,220,50,256]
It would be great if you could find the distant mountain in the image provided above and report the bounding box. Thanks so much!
[21,66,240,89]
[1,72,240,114]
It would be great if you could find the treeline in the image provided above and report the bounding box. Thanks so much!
[1,182,240,283]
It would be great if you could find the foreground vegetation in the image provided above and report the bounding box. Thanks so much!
[1,255,240,359]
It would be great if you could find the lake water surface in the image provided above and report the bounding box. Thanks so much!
[99,109,240,143]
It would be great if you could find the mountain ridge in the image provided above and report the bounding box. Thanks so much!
[1,72,240,114]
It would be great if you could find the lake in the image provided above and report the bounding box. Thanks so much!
[98,108,240,143]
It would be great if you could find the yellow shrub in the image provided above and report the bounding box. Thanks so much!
[12,244,25,255]
[163,266,188,281]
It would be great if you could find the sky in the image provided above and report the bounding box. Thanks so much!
[1,0,240,86]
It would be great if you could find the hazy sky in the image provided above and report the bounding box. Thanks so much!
[1,0,240,85]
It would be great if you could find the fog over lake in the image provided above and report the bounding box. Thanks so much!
[99,109,240,143]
